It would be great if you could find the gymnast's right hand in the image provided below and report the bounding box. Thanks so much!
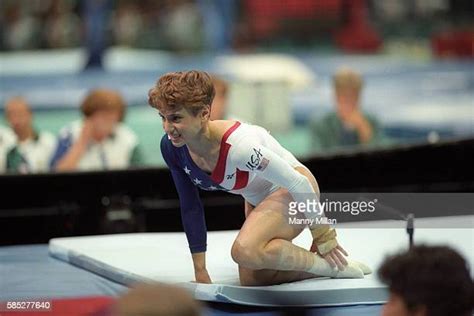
[310,225,348,271]
[194,268,212,284]
[192,252,212,283]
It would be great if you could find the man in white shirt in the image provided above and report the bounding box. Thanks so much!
[4,97,56,173]
[0,125,16,173]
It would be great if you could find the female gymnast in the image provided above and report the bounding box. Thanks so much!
[148,70,370,285]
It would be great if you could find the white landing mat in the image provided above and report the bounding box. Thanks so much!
[49,215,473,307]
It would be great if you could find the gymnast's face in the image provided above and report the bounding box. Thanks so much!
[382,292,426,316]
[159,107,209,147]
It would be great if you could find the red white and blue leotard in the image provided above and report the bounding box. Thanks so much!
[161,121,316,253]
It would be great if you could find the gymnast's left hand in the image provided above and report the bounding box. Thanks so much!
[310,241,349,271]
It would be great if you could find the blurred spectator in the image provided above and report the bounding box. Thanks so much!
[82,0,113,68]
[2,2,42,50]
[196,0,236,51]
[210,75,229,121]
[112,2,142,47]
[161,0,204,52]
[50,89,142,171]
[310,68,384,151]
[378,245,474,316]
[0,124,16,173]
[4,97,56,174]
[43,0,81,49]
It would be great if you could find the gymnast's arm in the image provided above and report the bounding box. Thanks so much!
[231,136,318,218]
[169,167,212,283]
[161,138,211,283]
[231,136,345,257]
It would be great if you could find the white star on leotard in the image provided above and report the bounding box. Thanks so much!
[208,185,218,190]
[193,178,202,185]
[183,166,191,175]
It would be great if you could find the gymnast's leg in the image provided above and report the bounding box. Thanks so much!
[237,195,315,286]
[232,168,368,286]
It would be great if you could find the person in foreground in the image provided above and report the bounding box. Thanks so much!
[91,283,202,316]
[113,283,201,316]
[378,245,473,316]
[149,70,371,285]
